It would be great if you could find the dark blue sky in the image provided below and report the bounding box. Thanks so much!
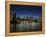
[10,4,42,18]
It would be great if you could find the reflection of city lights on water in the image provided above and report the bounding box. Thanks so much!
[15,21,40,31]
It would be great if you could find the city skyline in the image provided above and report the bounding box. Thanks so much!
[10,4,42,32]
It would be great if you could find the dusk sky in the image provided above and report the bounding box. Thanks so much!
[10,4,42,18]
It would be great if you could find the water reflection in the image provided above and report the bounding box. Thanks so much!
[11,21,41,32]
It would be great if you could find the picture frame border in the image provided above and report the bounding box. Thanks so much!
[5,1,45,36]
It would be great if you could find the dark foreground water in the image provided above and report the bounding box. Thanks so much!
[10,21,42,32]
